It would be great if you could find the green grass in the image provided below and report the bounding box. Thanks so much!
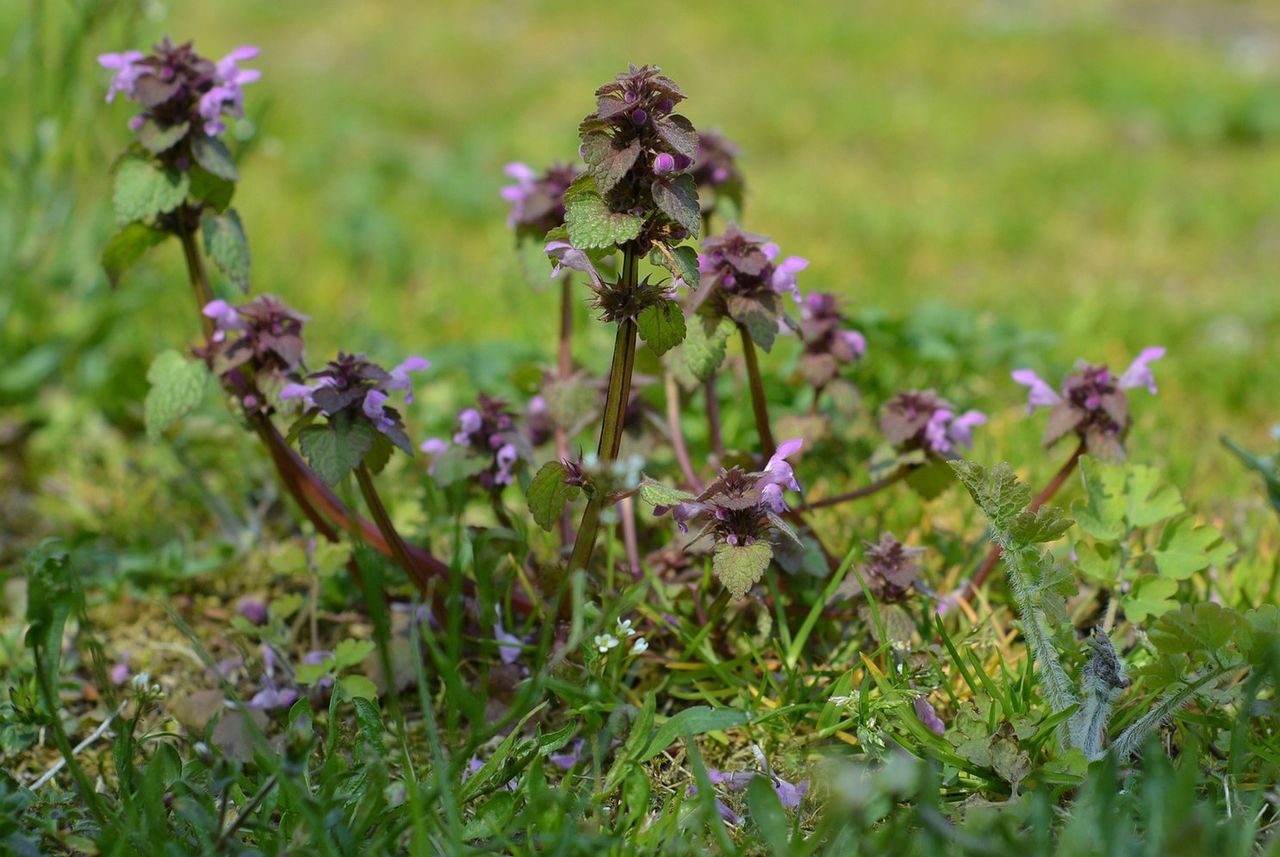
[2,0,1280,853]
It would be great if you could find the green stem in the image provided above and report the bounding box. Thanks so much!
[567,246,639,578]
[739,326,775,459]
[177,224,215,339]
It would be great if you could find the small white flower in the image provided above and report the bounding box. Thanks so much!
[616,617,636,637]
[130,672,151,690]
[630,637,648,656]
[594,633,619,653]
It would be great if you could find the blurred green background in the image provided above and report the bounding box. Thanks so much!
[3,0,1278,563]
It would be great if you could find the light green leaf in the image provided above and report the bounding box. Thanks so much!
[637,478,694,509]
[298,418,375,486]
[1073,540,1124,586]
[294,662,332,686]
[905,460,954,501]
[564,177,644,250]
[1009,505,1073,545]
[1149,602,1250,658]
[101,222,167,287]
[637,706,750,762]
[1072,455,1127,541]
[137,119,190,154]
[949,461,1032,533]
[1121,576,1179,623]
[682,316,734,381]
[526,460,580,532]
[113,156,190,226]
[144,350,208,440]
[1153,515,1232,580]
[334,639,377,669]
[339,674,378,700]
[636,300,686,356]
[670,244,699,288]
[201,209,251,291]
[1125,464,1185,528]
[712,542,773,599]
[429,444,491,487]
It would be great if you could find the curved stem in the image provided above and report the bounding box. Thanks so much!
[355,462,426,589]
[801,468,908,511]
[567,246,639,581]
[964,441,1086,598]
[665,371,702,491]
[739,326,775,459]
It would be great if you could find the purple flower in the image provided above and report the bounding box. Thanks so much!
[701,759,809,812]
[249,686,300,711]
[881,390,986,456]
[98,51,146,103]
[494,607,525,665]
[762,242,808,303]
[655,438,805,553]
[99,39,260,140]
[199,297,309,415]
[854,532,924,602]
[797,292,866,388]
[109,662,131,685]
[545,239,605,290]
[914,696,946,735]
[690,131,745,215]
[501,162,580,238]
[238,598,268,626]
[428,396,531,490]
[1012,346,1164,459]
[652,152,676,175]
[549,738,586,770]
[287,352,428,455]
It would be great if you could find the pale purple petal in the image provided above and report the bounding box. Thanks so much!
[363,389,391,429]
[494,443,519,485]
[773,777,808,810]
[203,299,243,332]
[914,696,946,735]
[388,355,431,403]
[549,738,585,770]
[770,256,809,302]
[545,240,604,289]
[503,162,537,183]
[947,410,987,451]
[839,329,867,358]
[761,482,786,513]
[249,686,300,711]
[1011,369,1062,412]
[761,242,780,262]
[110,662,131,685]
[924,409,954,453]
[420,437,447,455]
[1117,346,1165,394]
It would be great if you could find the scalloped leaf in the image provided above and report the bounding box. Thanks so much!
[712,542,773,599]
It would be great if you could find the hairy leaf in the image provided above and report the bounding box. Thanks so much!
[298,418,375,486]
[636,300,686,356]
[201,209,251,291]
[113,156,190,226]
[145,350,208,440]
[713,542,773,599]
[527,460,580,532]
[949,461,1031,533]
[564,178,644,250]
[1009,505,1074,545]
[637,478,694,509]
[682,315,735,381]
[651,174,700,235]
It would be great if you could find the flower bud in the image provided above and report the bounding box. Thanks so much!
[652,152,675,176]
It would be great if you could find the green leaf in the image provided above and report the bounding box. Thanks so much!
[192,134,238,181]
[1152,515,1232,580]
[1072,455,1127,540]
[682,316,734,381]
[727,293,778,352]
[949,461,1032,533]
[637,706,750,762]
[429,444,491,486]
[1149,603,1250,658]
[137,119,190,154]
[144,350,208,440]
[101,222,167,287]
[1222,435,1280,517]
[746,775,791,854]
[1073,540,1124,586]
[1125,464,1185,528]
[564,178,644,250]
[339,674,378,700]
[670,244,700,288]
[112,156,190,226]
[712,542,773,599]
[582,134,640,194]
[334,639,377,668]
[294,662,332,686]
[636,300,686,356]
[201,209,251,291]
[637,478,694,509]
[1121,576,1179,623]
[651,174,701,235]
[298,417,376,486]
[527,460,581,532]
[905,460,954,500]
[1009,505,1073,545]
[189,167,235,213]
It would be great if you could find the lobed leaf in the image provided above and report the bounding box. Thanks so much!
[636,300,686,356]
[527,460,581,532]
[144,350,209,440]
[112,156,190,226]
[712,542,773,599]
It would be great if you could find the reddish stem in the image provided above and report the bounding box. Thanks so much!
[665,372,702,491]
[963,442,1086,598]
[801,468,908,511]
